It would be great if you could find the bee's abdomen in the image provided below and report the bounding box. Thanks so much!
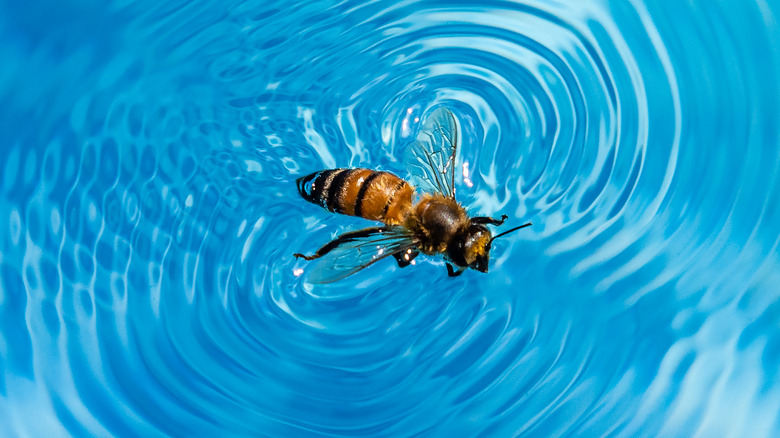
[296,168,414,224]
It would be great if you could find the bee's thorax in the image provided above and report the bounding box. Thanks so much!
[409,194,469,254]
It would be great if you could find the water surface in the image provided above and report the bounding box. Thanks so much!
[1,0,779,436]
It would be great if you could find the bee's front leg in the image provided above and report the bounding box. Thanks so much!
[471,214,508,226]
[446,263,465,277]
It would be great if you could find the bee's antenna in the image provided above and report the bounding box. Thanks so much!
[490,222,532,243]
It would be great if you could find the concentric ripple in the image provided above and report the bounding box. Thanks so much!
[1,0,779,436]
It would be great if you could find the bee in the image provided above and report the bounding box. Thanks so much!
[293,107,531,283]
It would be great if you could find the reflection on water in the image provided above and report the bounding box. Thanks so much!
[1,0,779,436]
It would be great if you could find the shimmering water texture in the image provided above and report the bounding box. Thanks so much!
[2,0,779,436]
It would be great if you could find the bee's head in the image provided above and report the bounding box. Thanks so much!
[447,221,533,273]
[447,224,493,272]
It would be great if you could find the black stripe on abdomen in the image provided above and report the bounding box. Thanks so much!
[354,171,382,218]
[326,169,352,213]
[297,169,342,208]
[382,180,407,217]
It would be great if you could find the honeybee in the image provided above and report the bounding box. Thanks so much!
[294,107,531,283]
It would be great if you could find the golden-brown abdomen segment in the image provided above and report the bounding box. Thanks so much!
[296,168,415,224]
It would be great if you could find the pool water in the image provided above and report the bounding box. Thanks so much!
[2,0,779,436]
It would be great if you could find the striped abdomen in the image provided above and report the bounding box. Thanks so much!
[296,168,415,225]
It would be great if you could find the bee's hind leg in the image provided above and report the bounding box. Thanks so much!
[293,226,392,261]
[446,263,465,277]
[293,252,320,261]
[471,214,508,226]
[293,234,357,261]
[393,248,419,268]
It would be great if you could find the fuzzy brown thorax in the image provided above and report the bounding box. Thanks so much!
[406,194,469,254]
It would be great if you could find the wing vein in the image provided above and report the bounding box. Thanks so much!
[403,107,458,198]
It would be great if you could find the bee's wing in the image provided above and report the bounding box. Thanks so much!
[403,107,459,198]
[303,226,419,284]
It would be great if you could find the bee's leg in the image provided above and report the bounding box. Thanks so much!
[293,248,330,261]
[446,263,465,277]
[471,214,508,226]
[393,248,419,268]
[293,240,343,260]
[293,252,321,261]
[294,226,390,261]
[293,236,352,260]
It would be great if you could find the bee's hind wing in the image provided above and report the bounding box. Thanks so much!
[403,107,459,198]
[297,226,418,284]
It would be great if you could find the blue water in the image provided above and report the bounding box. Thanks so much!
[2,0,779,436]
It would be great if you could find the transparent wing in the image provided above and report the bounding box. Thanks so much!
[404,107,459,198]
[304,226,419,284]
